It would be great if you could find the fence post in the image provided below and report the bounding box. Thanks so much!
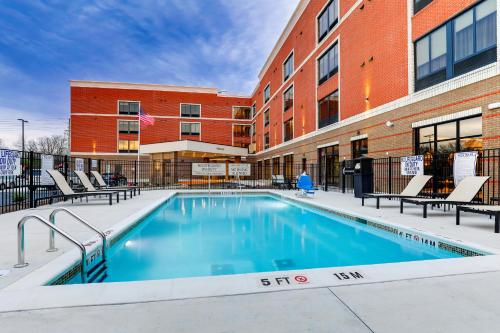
[28,151,34,208]
[63,155,69,180]
[388,156,392,194]
[134,160,138,186]
[324,155,329,192]
[87,158,92,179]
[341,160,346,193]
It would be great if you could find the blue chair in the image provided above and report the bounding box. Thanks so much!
[296,175,316,197]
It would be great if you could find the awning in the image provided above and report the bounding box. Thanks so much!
[139,140,248,157]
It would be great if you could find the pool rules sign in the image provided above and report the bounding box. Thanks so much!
[0,149,21,176]
[192,163,226,176]
[400,155,424,176]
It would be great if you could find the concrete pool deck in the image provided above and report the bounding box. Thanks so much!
[1,189,500,332]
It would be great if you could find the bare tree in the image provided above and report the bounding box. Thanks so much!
[0,138,4,148]
[25,134,68,155]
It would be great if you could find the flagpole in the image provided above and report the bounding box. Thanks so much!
[137,110,140,187]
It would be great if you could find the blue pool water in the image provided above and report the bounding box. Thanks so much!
[83,195,463,283]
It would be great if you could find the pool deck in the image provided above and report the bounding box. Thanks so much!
[1,189,500,332]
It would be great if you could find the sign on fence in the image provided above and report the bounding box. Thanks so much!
[75,158,84,172]
[454,151,478,186]
[228,164,251,176]
[400,155,424,176]
[91,159,98,169]
[0,149,21,176]
[192,163,226,176]
[40,154,54,185]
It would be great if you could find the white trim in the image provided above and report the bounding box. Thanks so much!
[70,152,146,157]
[350,134,368,141]
[140,141,248,156]
[488,102,500,110]
[72,113,252,123]
[283,152,294,156]
[317,141,339,149]
[272,155,281,159]
[179,122,201,140]
[412,107,482,128]
[179,103,202,118]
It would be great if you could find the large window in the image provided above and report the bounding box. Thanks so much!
[118,120,139,134]
[318,90,339,129]
[118,101,140,115]
[264,132,270,150]
[251,102,256,118]
[318,144,340,188]
[272,157,280,175]
[415,116,482,154]
[283,86,294,112]
[283,154,294,179]
[318,42,339,84]
[415,0,496,91]
[264,109,270,127]
[283,52,294,81]
[352,138,368,159]
[233,125,251,137]
[251,122,256,142]
[233,106,252,119]
[180,104,200,118]
[118,140,139,153]
[283,118,294,142]
[318,0,338,42]
[180,122,200,136]
[264,84,271,103]
[414,0,433,14]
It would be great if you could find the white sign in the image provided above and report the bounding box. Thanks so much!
[40,154,54,185]
[0,149,21,176]
[192,163,226,176]
[91,159,98,168]
[228,164,251,176]
[75,158,85,172]
[400,155,424,176]
[454,151,478,186]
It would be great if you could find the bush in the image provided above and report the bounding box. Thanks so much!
[12,193,26,203]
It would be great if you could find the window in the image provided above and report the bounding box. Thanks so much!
[251,102,256,118]
[318,42,339,84]
[180,123,200,136]
[283,86,294,112]
[318,90,339,129]
[233,125,251,137]
[415,0,497,91]
[414,0,433,14]
[272,157,280,175]
[283,118,294,142]
[264,133,270,149]
[118,120,139,134]
[264,109,270,127]
[233,106,252,119]
[180,104,200,118]
[318,0,338,42]
[264,84,270,103]
[283,154,294,179]
[251,122,256,142]
[415,116,482,154]
[352,138,368,159]
[264,159,271,179]
[283,52,294,81]
[118,140,139,153]
[118,101,140,115]
[318,144,340,188]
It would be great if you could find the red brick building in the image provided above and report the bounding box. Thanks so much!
[71,0,499,170]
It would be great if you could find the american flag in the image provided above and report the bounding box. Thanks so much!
[139,109,155,126]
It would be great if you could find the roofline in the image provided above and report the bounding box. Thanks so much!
[69,80,251,98]
[257,0,310,81]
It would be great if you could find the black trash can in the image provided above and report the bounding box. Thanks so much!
[353,157,373,198]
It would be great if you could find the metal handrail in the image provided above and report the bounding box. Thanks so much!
[48,208,107,261]
[14,215,87,283]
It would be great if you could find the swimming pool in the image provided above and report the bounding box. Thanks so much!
[66,194,473,284]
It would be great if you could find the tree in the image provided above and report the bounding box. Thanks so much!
[25,134,68,155]
[0,138,4,148]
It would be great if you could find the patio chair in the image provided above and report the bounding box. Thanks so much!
[296,175,316,198]
[456,205,500,233]
[362,175,432,209]
[272,175,287,190]
[400,176,490,218]
[34,169,120,207]
[75,171,134,200]
[91,171,140,195]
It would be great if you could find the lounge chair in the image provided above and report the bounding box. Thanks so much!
[75,171,134,200]
[34,169,119,207]
[272,175,287,190]
[456,205,500,233]
[362,175,432,209]
[400,176,489,218]
[91,171,140,195]
[296,175,316,197]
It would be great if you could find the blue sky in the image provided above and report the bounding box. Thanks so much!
[0,0,299,147]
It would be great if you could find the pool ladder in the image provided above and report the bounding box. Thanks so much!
[14,208,108,283]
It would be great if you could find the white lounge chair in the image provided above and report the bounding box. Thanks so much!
[362,175,432,209]
[91,171,140,195]
[75,171,133,200]
[400,176,490,218]
[34,169,120,207]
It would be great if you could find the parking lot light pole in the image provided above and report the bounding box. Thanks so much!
[17,119,28,152]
